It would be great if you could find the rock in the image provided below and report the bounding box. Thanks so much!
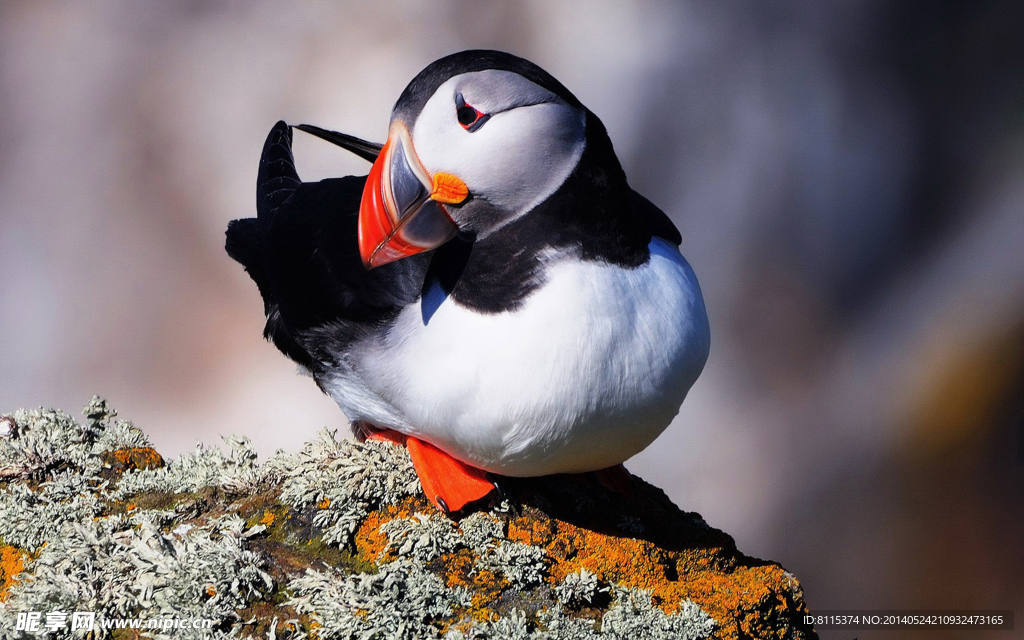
[0,399,817,639]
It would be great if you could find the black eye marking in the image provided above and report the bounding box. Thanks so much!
[455,92,490,132]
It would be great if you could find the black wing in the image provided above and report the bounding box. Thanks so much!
[226,121,429,369]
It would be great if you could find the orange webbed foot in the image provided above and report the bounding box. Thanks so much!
[593,464,635,496]
[407,437,496,515]
[360,425,496,515]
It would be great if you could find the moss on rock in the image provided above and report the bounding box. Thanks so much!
[0,399,816,639]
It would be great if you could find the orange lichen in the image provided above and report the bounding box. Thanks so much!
[352,498,429,562]
[337,485,806,639]
[354,507,399,561]
[507,513,557,547]
[317,498,331,509]
[532,519,673,603]
[102,447,164,473]
[506,510,804,640]
[259,511,276,526]
[439,550,507,619]
[0,545,28,601]
[349,498,519,630]
[205,585,217,597]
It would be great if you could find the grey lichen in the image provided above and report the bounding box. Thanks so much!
[600,588,716,640]
[0,471,104,550]
[451,608,533,639]
[0,401,277,639]
[0,399,815,640]
[449,591,716,640]
[7,514,271,632]
[456,512,504,553]
[277,429,420,547]
[476,541,547,587]
[288,558,471,640]
[554,569,603,609]
[111,435,275,500]
[0,403,137,481]
[0,400,146,551]
[85,398,151,453]
[380,513,462,563]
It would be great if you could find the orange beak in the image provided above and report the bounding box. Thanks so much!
[358,125,467,269]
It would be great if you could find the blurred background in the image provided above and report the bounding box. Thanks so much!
[1,1,1022,637]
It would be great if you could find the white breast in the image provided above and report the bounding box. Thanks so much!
[326,237,710,476]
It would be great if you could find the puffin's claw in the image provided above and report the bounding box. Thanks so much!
[490,479,520,516]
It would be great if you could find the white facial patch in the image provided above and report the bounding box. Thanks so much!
[409,70,586,228]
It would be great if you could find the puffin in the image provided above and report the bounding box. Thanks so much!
[226,50,710,515]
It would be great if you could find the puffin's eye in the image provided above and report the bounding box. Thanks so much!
[457,105,479,126]
[455,93,489,132]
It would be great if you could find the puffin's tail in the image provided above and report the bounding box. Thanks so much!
[225,121,315,369]
[226,119,300,305]
[225,119,299,312]
[256,121,301,223]
[225,218,272,314]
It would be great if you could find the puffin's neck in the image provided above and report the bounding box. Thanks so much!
[514,111,651,266]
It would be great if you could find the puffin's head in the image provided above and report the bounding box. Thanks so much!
[358,51,588,268]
